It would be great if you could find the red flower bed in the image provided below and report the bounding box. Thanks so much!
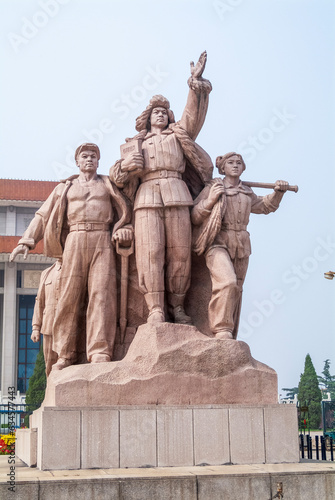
[0,437,14,455]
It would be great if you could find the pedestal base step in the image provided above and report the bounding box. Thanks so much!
[2,460,335,500]
[17,404,299,471]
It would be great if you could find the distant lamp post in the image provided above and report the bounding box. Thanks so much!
[324,271,335,280]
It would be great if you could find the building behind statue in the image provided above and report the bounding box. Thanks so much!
[0,178,57,404]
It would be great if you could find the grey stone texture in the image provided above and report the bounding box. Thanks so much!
[120,477,197,500]
[15,429,37,467]
[1,462,335,500]
[197,475,271,500]
[157,409,194,466]
[270,472,335,500]
[193,408,230,465]
[16,404,300,471]
[120,409,156,467]
[0,481,40,500]
[38,479,120,500]
[229,406,266,464]
[264,405,300,463]
[38,409,81,470]
[81,409,119,469]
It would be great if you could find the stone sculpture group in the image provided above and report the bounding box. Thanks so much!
[10,52,293,375]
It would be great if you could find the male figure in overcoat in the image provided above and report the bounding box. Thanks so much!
[11,143,132,369]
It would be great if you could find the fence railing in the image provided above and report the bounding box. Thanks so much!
[300,434,334,461]
[0,404,28,434]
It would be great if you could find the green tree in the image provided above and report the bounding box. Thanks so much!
[24,346,46,427]
[317,359,335,400]
[281,387,298,399]
[298,354,322,429]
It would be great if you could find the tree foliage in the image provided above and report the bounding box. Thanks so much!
[298,354,322,429]
[24,346,46,427]
[317,359,335,400]
[281,387,298,399]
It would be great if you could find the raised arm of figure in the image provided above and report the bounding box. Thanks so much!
[179,51,212,140]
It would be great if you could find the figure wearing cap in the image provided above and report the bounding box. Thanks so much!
[191,152,289,339]
[110,52,213,324]
[11,143,132,370]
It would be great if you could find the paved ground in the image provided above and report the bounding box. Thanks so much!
[1,455,335,482]
[2,456,335,500]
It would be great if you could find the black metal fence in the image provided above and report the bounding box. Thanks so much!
[0,404,27,434]
[300,434,334,461]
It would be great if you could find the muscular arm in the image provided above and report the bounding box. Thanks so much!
[18,214,45,249]
[191,185,212,225]
[109,160,127,187]
[251,181,288,214]
[109,155,143,193]
[18,184,64,248]
[179,78,212,141]
[11,183,66,261]
[179,52,212,140]
[251,191,284,214]
[191,180,225,225]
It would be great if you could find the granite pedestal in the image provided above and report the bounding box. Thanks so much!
[17,404,299,471]
[16,324,298,471]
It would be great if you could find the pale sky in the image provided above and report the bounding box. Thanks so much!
[1,0,334,393]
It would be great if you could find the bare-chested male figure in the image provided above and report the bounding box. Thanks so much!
[11,143,132,369]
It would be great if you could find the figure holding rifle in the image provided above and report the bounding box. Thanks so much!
[191,152,296,340]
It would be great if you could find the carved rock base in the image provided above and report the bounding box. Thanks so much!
[44,324,277,406]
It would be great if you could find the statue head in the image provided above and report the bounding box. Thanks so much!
[75,143,101,161]
[75,143,100,173]
[135,95,175,132]
[216,152,246,175]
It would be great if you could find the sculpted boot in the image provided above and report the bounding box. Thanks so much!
[168,293,192,325]
[91,354,111,363]
[52,357,72,371]
[214,329,233,340]
[145,292,165,323]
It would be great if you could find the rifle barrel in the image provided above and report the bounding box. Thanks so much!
[242,181,298,193]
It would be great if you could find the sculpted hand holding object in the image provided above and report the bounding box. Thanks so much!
[110,52,213,325]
